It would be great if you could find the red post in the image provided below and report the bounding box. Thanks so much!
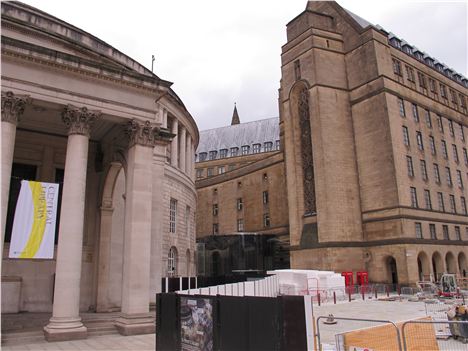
[386,285,389,297]
[318,292,321,306]
[333,291,336,304]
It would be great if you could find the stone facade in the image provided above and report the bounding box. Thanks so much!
[280,1,468,285]
[1,2,197,341]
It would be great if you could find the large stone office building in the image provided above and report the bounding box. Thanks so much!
[196,1,468,286]
[1,1,198,340]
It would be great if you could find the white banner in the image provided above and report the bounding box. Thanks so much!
[9,180,59,259]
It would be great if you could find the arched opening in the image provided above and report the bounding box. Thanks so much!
[186,249,191,276]
[168,246,178,277]
[432,252,444,282]
[446,252,457,274]
[417,251,431,281]
[386,256,398,285]
[458,252,467,277]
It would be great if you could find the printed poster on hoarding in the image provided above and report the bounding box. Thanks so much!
[9,180,59,259]
[180,296,213,351]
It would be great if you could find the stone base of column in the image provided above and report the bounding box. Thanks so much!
[43,317,87,342]
[114,313,155,336]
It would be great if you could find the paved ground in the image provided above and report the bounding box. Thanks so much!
[2,334,155,351]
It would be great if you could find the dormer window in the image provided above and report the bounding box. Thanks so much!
[253,143,261,153]
[209,150,217,160]
[230,147,239,157]
[444,69,453,78]
[264,142,273,152]
[425,58,434,67]
[403,45,412,55]
[199,152,207,162]
[390,38,401,49]
[241,145,250,155]
[414,51,423,60]
[219,149,228,158]
[436,63,444,72]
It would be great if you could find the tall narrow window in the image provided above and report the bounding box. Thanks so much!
[440,84,447,99]
[449,194,456,213]
[212,223,219,235]
[298,86,316,215]
[237,219,244,232]
[462,196,467,215]
[410,187,418,208]
[433,164,441,183]
[406,66,415,82]
[415,222,423,239]
[402,126,410,146]
[424,189,432,209]
[218,166,225,175]
[398,98,406,117]
[446,167,452,187]
[443,225,449,240]
[185,206,191,236]
[169,198,177,233]
[416,131,424,150]
[168,247,178,277]
[262,190,269,204]
[437,115,444,133]
[406,156,414,177]
[212,204,218,216]
[449,120,455,137]
[263,213,270,228]
[412,103,419,122]
[453,144,459,163]
[460,123,465,141]
[464,148,468,165]
[420,160,428,181]
[237,198,243,211]
[455,226,461,240]
[429,136,436,155]
[392,58,402,76]
[441,140,448,159]
[294,60,301,80]
[457,170,464,188]
[429,224,437,239]
[425,110,432,128]
[437,192,445,212]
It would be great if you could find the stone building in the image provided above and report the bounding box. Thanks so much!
[280,1,468,285]
[1,1,198,340]
[195,107,290,274]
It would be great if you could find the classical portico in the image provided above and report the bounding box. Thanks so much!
[1,1,198,342]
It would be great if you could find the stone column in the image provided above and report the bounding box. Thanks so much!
[44,105,100,341]
[170,119,178,167]
[186,134,192,178]
[1,91,30,254]
[115,120,172,335]
[179,126,186,173]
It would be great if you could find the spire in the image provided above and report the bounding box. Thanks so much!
[231,102,240,125]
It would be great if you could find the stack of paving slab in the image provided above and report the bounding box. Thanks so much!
[267,269,345,296]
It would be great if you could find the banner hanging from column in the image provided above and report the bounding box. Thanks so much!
[9,180,59,259]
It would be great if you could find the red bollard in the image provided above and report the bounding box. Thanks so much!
[386,285,389,297]
[333,291,336,304]
[318,292,321,306]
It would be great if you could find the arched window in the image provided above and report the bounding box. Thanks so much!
[168,246,178,277]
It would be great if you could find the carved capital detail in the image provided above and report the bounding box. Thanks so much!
[62,105,101,137]
[1,91,31,125]
[125,119,174,148]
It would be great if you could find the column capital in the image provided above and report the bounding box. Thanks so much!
[1,91,31,125]
[125,119,174,148]
[62,105,101,137]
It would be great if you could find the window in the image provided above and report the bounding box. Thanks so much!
[294,59,301,80]
[237,198,243,211]
[218,166,225,175]
[446,167,452,187]
[392,58,402,76]
[209,150,217,160]
[455,226,461,240]
[398,98,406,117]
[406,156,414,177]
[212,204,218,216]
[264,142,273,152]
[449,194,456,213]
[207,168,213,177]
[429,224,437,239]
[424,189,432,209]
[457,170,463,188]
[425,110,432,128]
[462,197,467,215]
[450,89,458,107]
[220,149,228,158]
[196,169,203,179]
[213,223,219,235]
[169,198,177,233]
[453,144,459,163]
[263,213,270,228]
[406,65,415,82]
[230,147,239,157]
[167,247,178,277]
[275,140,280,150]
[410,187,418,208]
[263,190,269,204]
[253,143,261,153]
[417,72,427,88]
[185,206,191,236]
[460,124,465,141]
[443,225,449,240]
[415,222,423,239]
[429,78,437,93]
[437,115,444,133]
[416,131,424,150]
[199,152,207,161]
[420,160,428,181]
[237,219,244,232]
[461,94,467,112]
[433,164,441,183]
[429,136,436,155]
[464,149,468,166]
[449,120,454,137]
[437,192,445,212]
[440,84,447,99]
[241,145,250,155]
[412,103,419,122]
[441,140,448,159]
[402,126,410,146]
[228,164,235,171]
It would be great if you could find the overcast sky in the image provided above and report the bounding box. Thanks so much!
[20,0,467,131]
